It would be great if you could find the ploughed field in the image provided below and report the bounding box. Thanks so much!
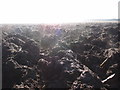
[1,23,120,89]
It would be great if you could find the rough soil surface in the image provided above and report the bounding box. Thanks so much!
[1,23,120,89]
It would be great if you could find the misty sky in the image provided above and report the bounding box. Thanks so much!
[0,0,119,23]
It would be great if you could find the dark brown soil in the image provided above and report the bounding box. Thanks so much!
[1,23,120,89]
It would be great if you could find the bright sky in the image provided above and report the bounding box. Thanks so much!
[0,0,119,24]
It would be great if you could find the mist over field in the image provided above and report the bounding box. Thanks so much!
[1,22,120,89]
